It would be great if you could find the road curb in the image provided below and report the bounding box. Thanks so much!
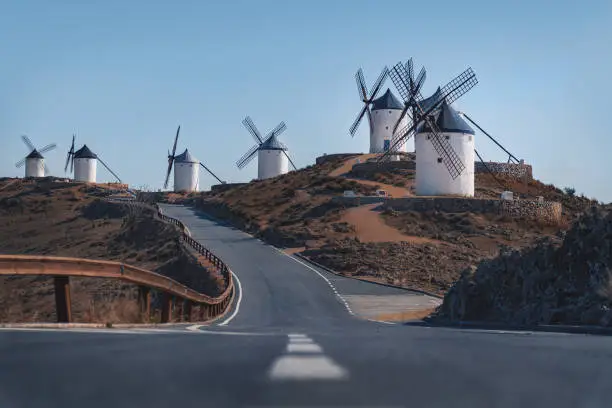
[293,253,444,300]
[412,319,612,336]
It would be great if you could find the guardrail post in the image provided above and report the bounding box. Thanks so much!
[183,300,193,322]
[53,276,72,323]
[137,286,151,322]
[176,299,184,322]
[160,292,173,323]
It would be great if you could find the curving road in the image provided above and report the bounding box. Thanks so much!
[1,204,612,407]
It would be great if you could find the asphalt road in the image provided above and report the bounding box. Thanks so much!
[1,204,611,407]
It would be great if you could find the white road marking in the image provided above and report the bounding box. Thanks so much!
[287,342,322,353]
[269,333,349,381]
[273,249,355,317]
[218,269,243,326]
[269,355,348,380]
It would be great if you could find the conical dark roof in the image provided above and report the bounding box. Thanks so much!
[416,100,475,135]
[371,88,403,110]
[174,149,198,163]
[412,87,443,112]
[74,144,97,159]
[26,149,43,159]
[260,134,287,151]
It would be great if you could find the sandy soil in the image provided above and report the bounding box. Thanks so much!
[342,204,437,244]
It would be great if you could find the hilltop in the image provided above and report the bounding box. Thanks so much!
[0,178,223,323]
[192,154,598,295]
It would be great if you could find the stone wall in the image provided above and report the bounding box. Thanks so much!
[315,153,362,165]
[377,197,562,225]
[349,160,416,177]
[475,161,533,180]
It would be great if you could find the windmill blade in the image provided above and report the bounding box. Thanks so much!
[44,163,50,176]
[64,153,71,172]
[236,144,259,169]
[70,155,74,174]
[264,121,287,141]
[367,66,389,100]
[436,67,478,107]
[171,126,180,159]
[242,116,264,144]
[65,134,75,172]
[389,62,411,102]
[414,67,426,94]
[355,68,368,101]
[15,157,27,168]
[163,158,173,189]
[21,135,35,152]
[39,143,57,154]
[379,120,416,162]
[97,156,122,183]
[406,58,414,83]
[282,150,298,171]
[349,104,370,136]
[199,162,225,184]
[420,113,466,179]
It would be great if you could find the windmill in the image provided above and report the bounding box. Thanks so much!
[236,116,297,180]
[164,126,226,192]
[64,134,122,183]
[384,59,478,196]
[348,67,411,154]
[15,135,57,178]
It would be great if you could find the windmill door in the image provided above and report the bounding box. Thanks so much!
[383,140,391,152]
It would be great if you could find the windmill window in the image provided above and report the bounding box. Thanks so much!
[385,126,389,130]
[389,110,392,114]
[469,135,473,141]
[437,158,443,163]
[445,135,450,140]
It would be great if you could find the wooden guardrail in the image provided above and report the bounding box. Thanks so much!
[0,199,234,324]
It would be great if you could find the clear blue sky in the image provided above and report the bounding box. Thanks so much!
[1,0,611,201]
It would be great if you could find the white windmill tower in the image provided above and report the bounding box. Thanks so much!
[15,135,57,178]
[164,126,198,192]
[65,134,122,184]
[415,100,476,196]
[236,116,297,180]
[383,58,479,196]
[349,66,413,156]
[163,126,226,192]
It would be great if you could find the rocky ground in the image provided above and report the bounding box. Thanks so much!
[0,178,223,323]
[431,206,612,327]
[192,154,600,297]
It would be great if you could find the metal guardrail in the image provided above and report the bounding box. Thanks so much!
[0,199,234,324]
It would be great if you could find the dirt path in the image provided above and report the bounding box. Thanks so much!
[342,203,438,244]
[328,154,378,177]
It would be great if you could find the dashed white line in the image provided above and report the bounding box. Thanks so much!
[287,342,322,353]
[273,249,355,317]
[269,333,348,381]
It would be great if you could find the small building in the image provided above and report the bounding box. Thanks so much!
[258,134,289,180]
[73,145,97,183]
[173,149,199,192]
[25,149,45,178]
[415,100,476,197]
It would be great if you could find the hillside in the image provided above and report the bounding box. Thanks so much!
[431,206,612,327]
[194,154,598,295]
[0,178,223,323]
